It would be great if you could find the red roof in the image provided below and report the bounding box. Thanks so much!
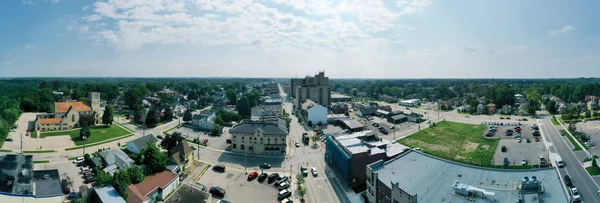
[55,102,91,113]
[38,118,62,124]
[126,171,178,203]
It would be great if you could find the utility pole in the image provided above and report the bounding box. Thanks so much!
[197,134,200,160]
[20,133,23,154]
[438,100,440,122]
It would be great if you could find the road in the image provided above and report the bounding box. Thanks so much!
[539,114,599,202]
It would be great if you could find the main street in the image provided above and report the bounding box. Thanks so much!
[538,110,600,202]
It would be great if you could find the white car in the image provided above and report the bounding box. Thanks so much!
[521,158,527,165]
[72,157,84,164]
[571,187,581,202]
[311,167,318,177]
[80,166,90,172]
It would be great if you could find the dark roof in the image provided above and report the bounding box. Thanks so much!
[390,110,404,116]
[358,107,380,115]
[128,135,158,151]
[199,110,213,117]
[164,183,210,203]
[229,116,287,135]
[33,170,62,197]
[91,157,104,167]
[407,112,421,118]
[0,154,34,195]
[169,142,193,165]
[390,114,407,121]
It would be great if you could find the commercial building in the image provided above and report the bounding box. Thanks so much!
[163,183,210,203]
[91,185,127,203]
[251,99,283,117]
[338,118,365,132]
[366,151,568,203]
[229,116,288,156]
[324,131,407,189]
[35,92,103,131]
[292,72,331,109]
[399,99,421,107]
[301,100,327,126]
[126,170,180,203]
[0,154,64,203]
[331,93,352,103]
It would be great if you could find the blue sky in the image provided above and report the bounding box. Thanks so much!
[0,0,599,78]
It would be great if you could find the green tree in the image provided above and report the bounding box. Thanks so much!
[93,170,113,187]
[141,142,167,175]
[127,165,145,184]
[160,131,183,150]
[211,124,221,136]
[235,96,251,118]
[145,107,160,127]
[568,123,577,133]
[295,173,305,189]
[298,185,307,200]
[593,158,598,168]
[247,89,261,107]
[79,114,96,126]
[133,109,144,124]
[546,100,557,114]
[183,109,193,123]
[585,111,592,118]
[593,111,599,118]
[102,105,114,126]
[311,134,320,145]
[79,124,91,140]
[162,107,174,122]
[113,169,131,196]
[225,89,237,105]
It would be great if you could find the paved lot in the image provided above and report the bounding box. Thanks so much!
[574,121,600,155]
[493,138,546,166]
[197,168,284,203]
[34,161,89,196]
[170,127,232,151]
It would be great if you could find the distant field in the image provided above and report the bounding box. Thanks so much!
[398,120,499,167]
[37,124,131,146]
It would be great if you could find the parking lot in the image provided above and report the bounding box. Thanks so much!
[489,124,546,166]
[169,126,232,151]
[34,161,88,198]
[573,121,600,155]
[197,168,284,203]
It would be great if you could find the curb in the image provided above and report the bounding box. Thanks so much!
[557,118,590,157]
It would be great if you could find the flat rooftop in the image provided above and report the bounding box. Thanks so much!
[164,183,210,203]
[0,154,34,195]
[331,93,352,99]
[341,118,363,129]
[369,151,568,203]
[334,131,407,156]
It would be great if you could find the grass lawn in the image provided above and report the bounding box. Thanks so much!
[0,149,12,152]
[23,150,56,153]
[550,117,560,125]
[586,166,600,176]
[560,130,583,151]
[33,160,50,164]
[398,120,499,167]
[36,124,131,146]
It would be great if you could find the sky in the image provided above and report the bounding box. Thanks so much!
[1,0,599,78]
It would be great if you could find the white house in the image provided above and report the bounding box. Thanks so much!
[192,110,216,131]
[126,134,158,154]
[302,100,327,126]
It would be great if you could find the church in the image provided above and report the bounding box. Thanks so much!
[35,92,103,131]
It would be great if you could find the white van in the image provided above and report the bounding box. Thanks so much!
[555,155,564,167]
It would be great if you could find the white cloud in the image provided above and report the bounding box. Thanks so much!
[549,25,574,36]
[22,0,60,5]
[24,45,35,49]
[4,62,10,65]
[71,0,430,54]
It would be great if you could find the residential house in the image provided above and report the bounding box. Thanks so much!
[229,116,287,156]
[91,185,127,203]
[379,94,398,103]
[126,135,159,154]
[588,101,598,111]
[191,110,216,131]
[356,107,380,118]
[380,105,392,112]
[476,103,485,114]
[558,102,568,114]
[585,95,597,102]
[126,171,180,203]
[487,103,497,114]
[167,141,193,173]
[501,105,513,115]
[438,100,453,110]
[98,149,135,174]
[301,100,327,126]
[34,92,103,131]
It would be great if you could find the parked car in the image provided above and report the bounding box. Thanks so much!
[258,173,268,182]
[213,165,226,172]
[521,158,527,165]
[570,187,581,202]
[295,142,300,147]
[217,200,232,203]
[564,175,572,186]
[190,145,197,150]
[62,179,71,194]
[278,181,290,190]
[157,135,164,139]
[84,176,96,184]
[5,138,13,142]
[179,173,189,181]
[260,163,272,169]
[72,157,84,164]
[268,173,280,183]
[526,138,531,143]
[195,183,207,191]
[278,189,292,200]
[80,166,90,173]
[209,186,226,197]
[247,172,259,180]
[311,167,318,177]
[501,146,507,152]
[499,117,505,119]
[503,158,509,166]
[226,138,232,144]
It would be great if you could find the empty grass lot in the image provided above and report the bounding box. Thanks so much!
[398,120,499,167]
[36,124,131,146]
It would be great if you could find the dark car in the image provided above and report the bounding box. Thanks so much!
[501,145,507,152]
[213,165,226,172]
[62,179,71,194]
[258,173,268,182]
[503,158,509,166]
[209,186,226,197]
[522,118,528,121]
[84,176,95,184]
[564,175,572,186]
[195,183,207,191]
[179,173,189,181]
[260,163,272,169]
[157,135,164,139]
[268,173,280,183]
[5,138,13,142]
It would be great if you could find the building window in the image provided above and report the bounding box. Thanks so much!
[242,137,244,139]
[233,136,236,138]
[260,138,263,141]
[268,138,271,142]
[241,145,245,150]
[232,144,236,149]
[71,114,75,122]
[254,137,257,140]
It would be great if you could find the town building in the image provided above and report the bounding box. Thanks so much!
[324,131,408,189]
[330,102,349,114]
[229,116,288,156]
[191,110,216,131]
[0,154,64,203]
[293,72,331,109]
[91,185,127,203]
[331,93,352,103]
[35,92,103,131]
[251,99,282,117]
[366,150,568,203]
[487,103,497,114]
[337,118,365,132]
[588,101,598,111]
[387,111,407,124]
[126,170,180,203]
[126,134,159,154]
[163,183,210,203]
[301,100,327,126]
[327,114,349,124]
[356,107,380,118]
[167,141,193,173]
[399,99,420,107]
[98,149,135,174]
[476,103,485,114]
[406,112,422,123]
[379,94,398,103]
